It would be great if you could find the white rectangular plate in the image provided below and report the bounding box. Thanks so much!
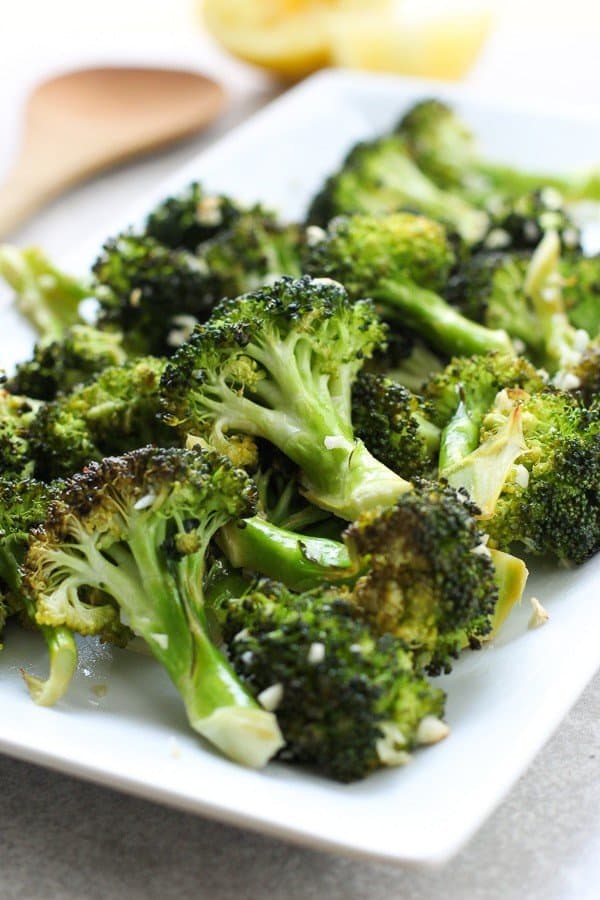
[1,71,599,867]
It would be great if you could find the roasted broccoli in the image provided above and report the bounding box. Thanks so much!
[0,245,88,338]
[561,253,600,338]
[397,99,600,206]
[0,476,77,704]
[305,213,514,357]
[433,363,599,563]
[306,134,488,243]
[29,357,174,481]
[346,482,501,674]
[196,209,302,301]
[213,579,446,782]
[145,183,246,250]
[93,233,216,356]
[0,388,40,478]
[23,446,284,766]
[161,276,409,520]
[6,325,127,401]
[218,481,523,676]
[480,189,582,254]
[352,373,440,479]
[468,388,600,564]
[445,232,590,375]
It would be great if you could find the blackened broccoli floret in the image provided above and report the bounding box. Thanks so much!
[145,183,246,250]
[93,233,216,356]
[345,482,499,674]
[352,373,440,479]
[23,445,283,766]
[214,580,446,782]
[6,325,127,401]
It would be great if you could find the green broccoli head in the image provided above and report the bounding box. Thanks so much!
[215,579,446,782]
[161,276,409,520]
[396,98,479,191]
[145,182,246,250]
[561,253,600,338]
[0,245,89,339]
[424,353,546,429]
[481,388,600,564]
[305,211,455,297]
[306,134,488,244]
[198,210,303,301]
[352,373,440,479]
[29,357,175,481]
[573,337,600,403]
[345,481,499,674]
[0,389,40,479]
[6,325,127,401]
[305,213,513,357]
[93,233,218,356]
[24,445,283,765]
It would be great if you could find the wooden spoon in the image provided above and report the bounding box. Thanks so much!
[0,67,226,239]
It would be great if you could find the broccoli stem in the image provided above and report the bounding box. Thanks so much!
[125,522,283,767]
[488,548,529,636]
[375,280,514,357]
[219,517,354,591]
[0,246,88,338]
[439,399,481,473]
[20,598,78,707]
[297,439,411,521]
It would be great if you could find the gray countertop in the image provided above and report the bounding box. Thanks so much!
[1,673,598,900]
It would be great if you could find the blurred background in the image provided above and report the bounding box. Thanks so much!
[0,0,598,252]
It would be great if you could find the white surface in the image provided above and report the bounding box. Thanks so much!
[1,72,599,867]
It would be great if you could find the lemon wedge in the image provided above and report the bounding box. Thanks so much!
[330,9,493,80]
[202,0,392,79]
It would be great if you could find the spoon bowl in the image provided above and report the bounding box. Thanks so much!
[0,66,226,238]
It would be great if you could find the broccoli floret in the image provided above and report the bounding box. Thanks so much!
[424,353,545,430]
[93,233,217,356]
[6,325,127,401]
[573,338,600,403]
[145,183,246,250]
[0,389,40,478]
[28,357,175,481]
[345,482,500,674]
[305,214,514,358]
[214,579,446,782]
[306,135,488,244]
[480,190,582,254]
[197,210,302,302]
[23,446,284,766]
[397,99,600,206]
[0,246,89,338]
[161,276,409,520]
[0,476,77,705]
[561,254,600,338]
[444,250,543,355]
[352,373,440,479]
[219,484,521,676]
[477,389,600,564]
[446,233,590,376]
